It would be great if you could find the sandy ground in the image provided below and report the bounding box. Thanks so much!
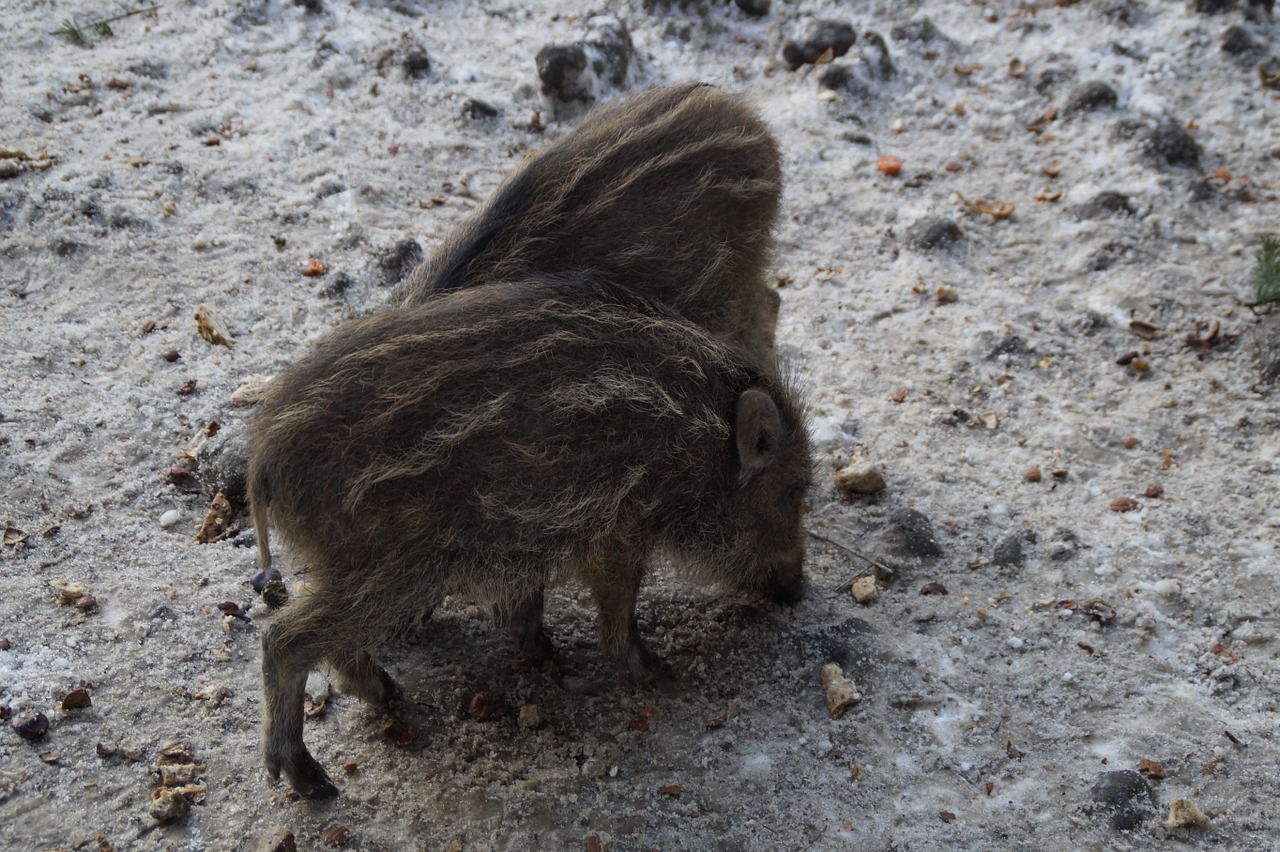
[3,0,1280,849]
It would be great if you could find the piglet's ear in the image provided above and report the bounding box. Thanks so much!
[735,388,782,484]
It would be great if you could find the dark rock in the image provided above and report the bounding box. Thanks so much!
[1247,0,1275,20]
[818,64,872,99]
[890,18,942,42]
[888,508,943,559]
[52,238,87,257]
[536,44,590,102]
[1086,241,1129,271]
[128,61,169,79]
[11,710,49,741]
[1100,1,1148,25]
[0,192,24,236]
[535,16,633,112]
[461,98,499,120]
[293,0,324,13]
[1063,81,1118,117]
[1089,770,1158,831]
[403,46,431,79]
[986,334,1030,360]
[782,20,856,70]
[733,0,770,17]
[315,181,346,200]
[1075,191,1134,219]
[378,239,424,288]
[585,17,632,88]
[1144,122,1202,170]
[1188,178,1221,203]
[1046,528,1079,561]
[1190,0,1236,12]
[319,271,355,298]
[857,32,895,79]
[991,530,1036,568]
[1034,67,1074,96]
[906,217,962,252]
[842,132,873,145]
[195,420,249,507]
[1221,25,1260,56]
[1110,118,1147,142]
[109,207,152,230]
[230,1,271,28]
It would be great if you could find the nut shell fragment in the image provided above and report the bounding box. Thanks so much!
[148,786,191,824]
[820,663,862,719]
[1167,798,1209,829]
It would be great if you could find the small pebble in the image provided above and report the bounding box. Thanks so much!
[12,710,50,741]
[834,461,886,494]
[159,509,181,529]
[850,576,877,605]
[782,20,856,70]
[1007,636,1024,650]
[1063,81,1118,117]
[162,349,181,362]
[518,703,545,731]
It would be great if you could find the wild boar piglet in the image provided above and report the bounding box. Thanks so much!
[397,83,784,362]
[250,275,812,798]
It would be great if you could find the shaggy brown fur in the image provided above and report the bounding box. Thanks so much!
[249,276,811,798]
[395,83,784,361]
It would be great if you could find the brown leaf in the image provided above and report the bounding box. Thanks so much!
[1027,107,1058,133]
[194,304,235,347]
[920,582,948,595]
[194,492,234,544]
[658,785,683,798]
[304,693,328,719]
[940,811,957,823]
[3,525,29,547]
[59,687,92,710]
[956,192,1013,219]
[1137,758,1166,779]
[1034,188,1062,202]
[1008,58,1025,78]
[321,824,351,847]
[383,718,415,745]
[301,258,327,277]
[1212,643,1238,665]
[1110,497,1139,513]
[468,690,507,722]
[1129,320,1159,340]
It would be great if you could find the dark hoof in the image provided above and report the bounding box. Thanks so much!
[762,574,806,606]
[620,648,671,688]
[280,753,339,799]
